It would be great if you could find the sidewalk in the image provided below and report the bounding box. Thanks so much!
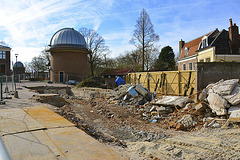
[0,82,125,160]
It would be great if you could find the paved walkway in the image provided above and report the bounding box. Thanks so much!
[0,82,125,160]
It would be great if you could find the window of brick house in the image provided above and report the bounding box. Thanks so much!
[185,47,189,57]
[193,62,195,70]
[199,59,204,62]
[189,63,192,70]
[206,57,211,62]
[0,51,6,59]
[183,64,186,70]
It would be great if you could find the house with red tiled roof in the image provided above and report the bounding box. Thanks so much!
[178,19,240,71]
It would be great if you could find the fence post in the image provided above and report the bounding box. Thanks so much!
[0,74,2,101]
[178,71,181,96]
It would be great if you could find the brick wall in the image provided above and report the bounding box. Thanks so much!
[50,50,89,82]
[178,58,197,71]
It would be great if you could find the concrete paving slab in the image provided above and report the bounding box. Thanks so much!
[2,130,66,160]
[0,108,45,136]
[0,106,125,160]
[23,106,75,129]
[46,127,125,160]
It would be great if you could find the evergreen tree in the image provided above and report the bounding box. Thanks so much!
[154,46,176,71]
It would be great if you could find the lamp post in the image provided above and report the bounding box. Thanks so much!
[14,53,18,98]
[15,53,18,75]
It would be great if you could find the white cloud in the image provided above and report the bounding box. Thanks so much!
[0,0,115,62]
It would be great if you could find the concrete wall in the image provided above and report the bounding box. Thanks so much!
[215,54,240,62]
[196,62,240,90]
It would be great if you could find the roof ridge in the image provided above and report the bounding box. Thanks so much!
[209,29,226,46]
[184,29,216,44]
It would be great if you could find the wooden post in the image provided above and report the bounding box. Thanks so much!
[178,71,181,96]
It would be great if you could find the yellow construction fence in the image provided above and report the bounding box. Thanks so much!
[126,71,195,97]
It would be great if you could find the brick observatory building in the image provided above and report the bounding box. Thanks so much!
[48,28,90,83]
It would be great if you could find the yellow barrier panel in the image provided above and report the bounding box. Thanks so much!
[126,70,195,97]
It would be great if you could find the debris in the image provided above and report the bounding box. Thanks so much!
[176,114,194,129]
[211,79,239,96]
[229,108,240,122]
[127,86,138,97]
[207,91,229,115]
[135,84,148,96]
[223,85,240,105]
[152,96,190,107]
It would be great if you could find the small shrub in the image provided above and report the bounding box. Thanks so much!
[77,78,102,88]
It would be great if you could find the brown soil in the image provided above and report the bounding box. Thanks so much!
[31,86,240,160]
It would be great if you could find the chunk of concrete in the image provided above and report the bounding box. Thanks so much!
[229,109,240,122]
[176,114,193,129]
[135,84,148,96]
[212,79,239,96]
[207,92,228,115]
[228,105,240,114]
[32,94,66,107]
[153,96,190,107]
[180,114,193,128]
[223,85,240,105]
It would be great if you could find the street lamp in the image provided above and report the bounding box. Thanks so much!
[13,53,19,98]
[15,53,18,75]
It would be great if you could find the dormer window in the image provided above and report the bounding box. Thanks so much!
[202,38,207,48]
[185,47,189,56]
[199,36,208,49]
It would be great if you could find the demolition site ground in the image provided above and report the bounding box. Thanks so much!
[25,82,240,160]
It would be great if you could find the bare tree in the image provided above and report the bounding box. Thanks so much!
[79,27,109,77]
[130,8,159,71]
[116,50,142,71]
[30,56,48,73]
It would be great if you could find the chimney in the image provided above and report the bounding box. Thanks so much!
[179,39,185,57]
[229,18,233,26]
[229,18,240,54]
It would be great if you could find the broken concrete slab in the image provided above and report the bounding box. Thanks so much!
[223,85,240,105]
[212,79,239,96]
[32,94,66,107]
[228,106,240,114]
[207,91,229,115]
[229,109,240,122]
[152,96,190,107]
[135,84,148,96]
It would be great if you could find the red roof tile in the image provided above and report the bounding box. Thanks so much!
[179,31,213,58]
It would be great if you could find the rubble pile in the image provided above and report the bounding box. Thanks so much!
[109,84,154,106]
[106,79,240,131]
[204,79,240,123]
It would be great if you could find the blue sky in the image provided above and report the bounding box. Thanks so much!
[0,0,240,64]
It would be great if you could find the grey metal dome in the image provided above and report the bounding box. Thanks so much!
[49,28,87,49]
[13,61,24,68]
